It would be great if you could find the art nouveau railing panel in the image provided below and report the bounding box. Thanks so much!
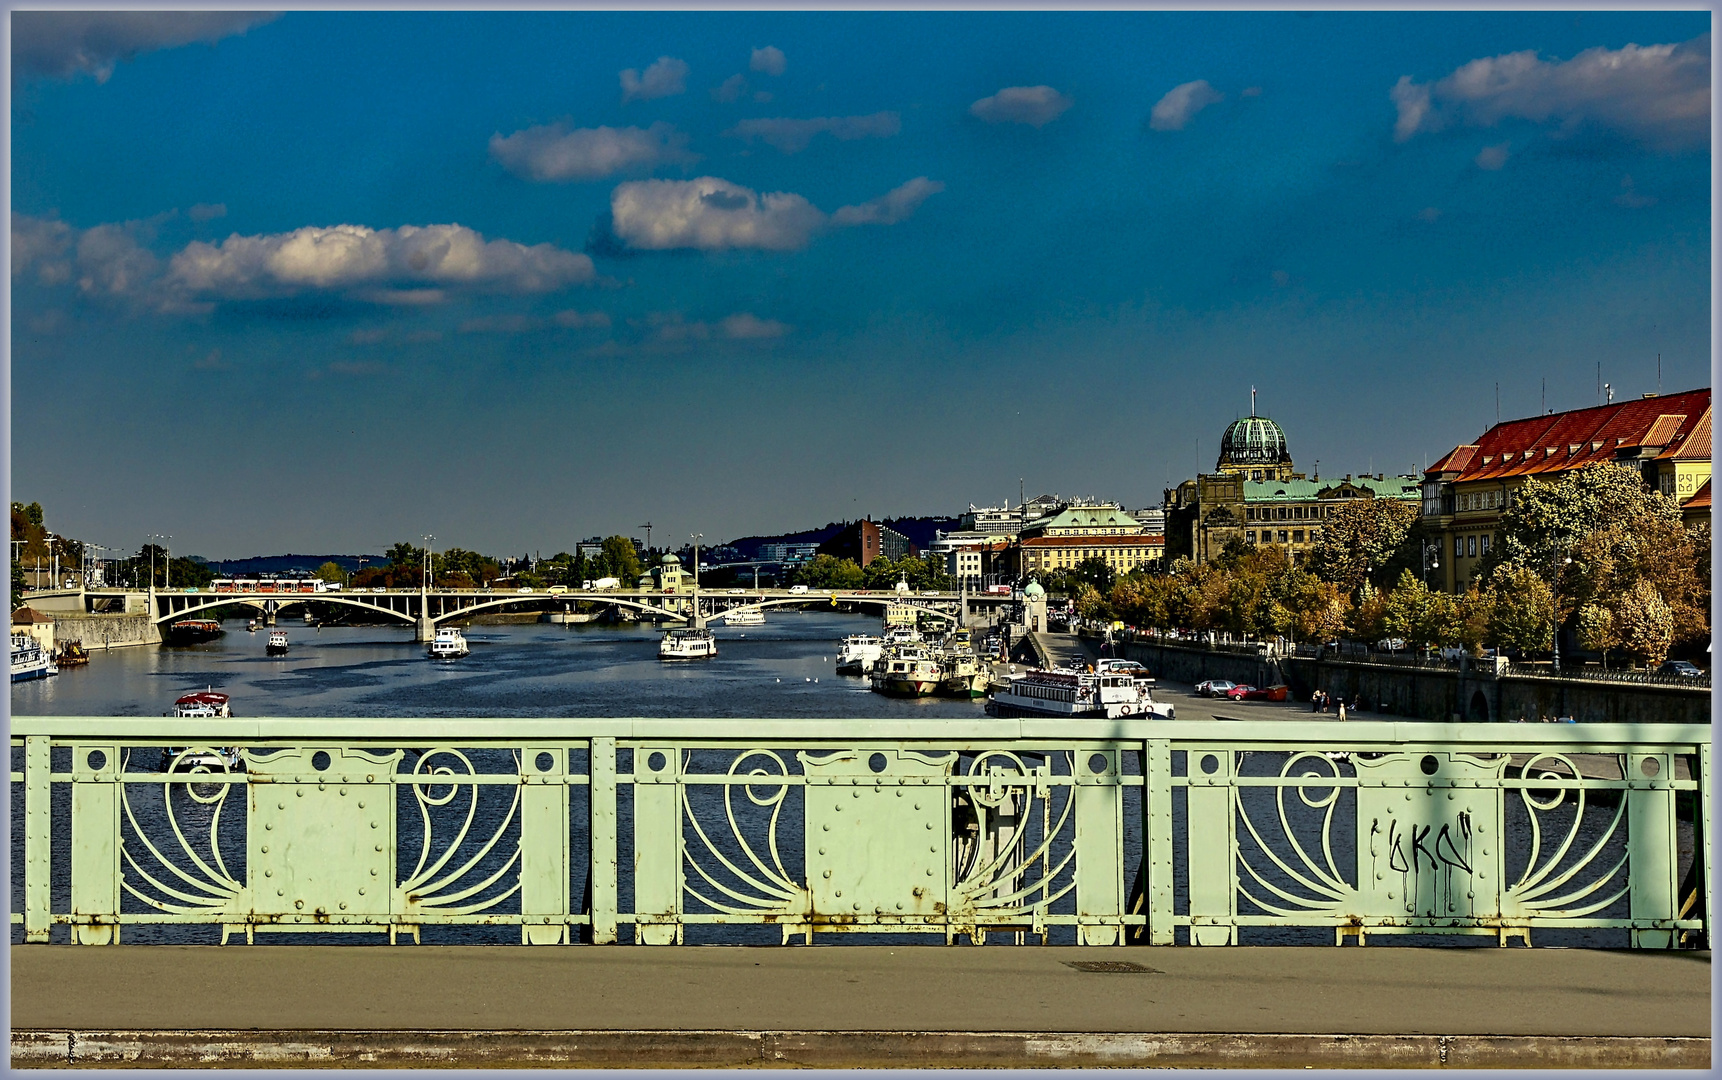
[9,719,1707,948]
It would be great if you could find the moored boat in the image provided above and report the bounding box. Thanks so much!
[55,639,89,666]
[835,633,884,675]
[162,690,242,772]
[660,626,717,660]
[869,643,942,697]
[720,607,765,626]
[10,634,57,682]
[987,666,1173,719]
[937,650,990,698]
[163,619,224,644]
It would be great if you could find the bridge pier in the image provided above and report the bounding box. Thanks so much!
[415,614,437,643]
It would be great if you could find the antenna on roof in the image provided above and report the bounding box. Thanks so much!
[1495,382,1499,424]
[1251,385,1257,416]
[1596,362,1600,406]
[1658,353,1662,396]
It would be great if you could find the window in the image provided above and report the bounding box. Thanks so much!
[1480,534,1490,554]
[1278,530,1289,543]
[1292,530,1304,543]
[1467,536,1476,557]
[1455,536,1464,559]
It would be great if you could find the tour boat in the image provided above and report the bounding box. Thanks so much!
[265,630,289,654]
[869,644,942,697]
[937,650,991,698]
[9,634,57,682]
[427,626,470,659]
[660,627,718,660]
[163,618,224,644]
[987,666,1174,719]
[167,689,233,718]
[55,639,89,666]
[835,634,885,675]
[162,691,242,772]
[720,607,765,626]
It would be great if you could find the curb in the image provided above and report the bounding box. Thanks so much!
[10,1030,1710,1069]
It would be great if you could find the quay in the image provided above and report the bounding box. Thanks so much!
[10,943,1710,1068]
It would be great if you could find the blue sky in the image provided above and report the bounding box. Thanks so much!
[10,10,1711,559]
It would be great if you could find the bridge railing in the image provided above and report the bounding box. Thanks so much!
[10,718,1707,949]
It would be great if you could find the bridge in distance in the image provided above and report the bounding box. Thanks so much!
[78,586,1020,640]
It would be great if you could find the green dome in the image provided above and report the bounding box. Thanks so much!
[661,552,681,565]
[1023,578,1045,598]
[1218,414,1290,469]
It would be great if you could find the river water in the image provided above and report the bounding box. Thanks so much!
[12,611,983,719]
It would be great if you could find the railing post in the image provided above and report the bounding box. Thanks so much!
[24,736,52,942]
[519,745,569,945]
[1144,739,1174,945]
[70,743,121,944]
[1625,750,1677,948]
[633,745,680,944]
[588,737,618,943]
[1185,746,1236,945]
[1074,749,1123,945]
[1701,743,1712,943]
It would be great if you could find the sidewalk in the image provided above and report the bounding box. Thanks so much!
[11,945,1710,1068]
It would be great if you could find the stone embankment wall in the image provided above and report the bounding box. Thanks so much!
[51,614,161,650]
[1107,639,1709,725]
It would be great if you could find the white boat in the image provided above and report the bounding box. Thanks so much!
[835,634,884,675]
[987,666,1173,719]
[869,644,942,697]
[10,634,57,682]
[660,627,718,660]
[544,610,597,624]
[265,630,289,654]
[720,607,765,626]
[427,626,470,659]
[162,690,242,772]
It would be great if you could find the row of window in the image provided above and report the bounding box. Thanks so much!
[1246,504,1330,522]
[1456,534,1491,559]
[1245,530,1308,544]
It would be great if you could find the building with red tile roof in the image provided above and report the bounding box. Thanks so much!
[1422,388,1711,591]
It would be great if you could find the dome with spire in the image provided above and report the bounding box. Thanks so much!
[661,552,681,566]
[1217,414,1290,470]
[1023,578,1045,598]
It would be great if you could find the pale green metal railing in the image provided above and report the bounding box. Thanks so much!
[9,718,1709,947]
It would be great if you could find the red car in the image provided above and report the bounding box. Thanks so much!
[1226,684,1289,702]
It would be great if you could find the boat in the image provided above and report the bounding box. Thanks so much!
[720,607,765,626]
[835,634,884,675]
[163,618,224,644]
[427,626,470,659]
[987,666,1174,719]
[10,634,57,682]
[162,690,243,772]
[544,609,597,624]
[246,619,260,633]
[937,650,990,698]
[55,640,89,667]
[660,626,717,660]
[265,630,289,654]
[869,643,942,697]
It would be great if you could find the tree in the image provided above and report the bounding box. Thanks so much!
[597,536,643,584]
[1307,498,1419,594]
[1613,580,1674,668]
[1348,582,1389,644]
[11,559,24,614]
[1381,570,1431,649]
[1576,603,1619,667]
[1485,564,1554,656]
[315,561,345,584]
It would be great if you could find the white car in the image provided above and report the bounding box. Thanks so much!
[517,586,534,594]
[1195,679,1238,698]
[728,588,745,594]
[788,585,809,594]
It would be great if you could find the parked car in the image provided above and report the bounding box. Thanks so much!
[1195,679,1238,698]
[1227,684,1288,702]
[1377,638,1406,651]
[1656,660,1705,678]
[788,584,809,594]
[1438,646,1468,661]
[728,588,745,594]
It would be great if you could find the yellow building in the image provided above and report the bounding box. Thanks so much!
[1006,502,1163,578]
[1422,388,1711,591]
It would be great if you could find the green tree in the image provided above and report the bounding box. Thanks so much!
[1613,579,1674,668]
[315,561,345,584]
[1380,570,1430,649]
[11,559,24,613]
[597,536,644,584]
[1307,498,1419,594]
[1484,565,1555,656]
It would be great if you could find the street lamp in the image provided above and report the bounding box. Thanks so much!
[421,535,435,589]
[148,535,169,590]
[1550,553,1573,671]
[689,533,703,591]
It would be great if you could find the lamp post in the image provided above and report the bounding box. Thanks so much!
[689,534,702,590]
[148,535,168,590]
[1550,552,1573,672]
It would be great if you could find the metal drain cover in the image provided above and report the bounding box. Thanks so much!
[1062,960,1160,974]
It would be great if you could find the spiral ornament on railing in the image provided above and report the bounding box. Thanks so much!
[681,750,805,917]
[118,748,243,915]
[398,747,521,915]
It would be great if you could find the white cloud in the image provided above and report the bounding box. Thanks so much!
[720,312,788,339]
[608,176,941,252]
[620,56,689,103]
[969,85,1073,128]
[750,46,787,76]
[1392,35,1710,150]
[725,112,901,154]
[831,177,945,226]
[712,73,749,103]
[168,224,595,301]
[12,214,74,285]
[12,11,276,83]
[188,202,227,222]
[1474,141,1511,170]
[650,311,790,344]
[1149,80,1225,131]
[609,178,827,251]
[490,121,696,182]
[76,223,163,299]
